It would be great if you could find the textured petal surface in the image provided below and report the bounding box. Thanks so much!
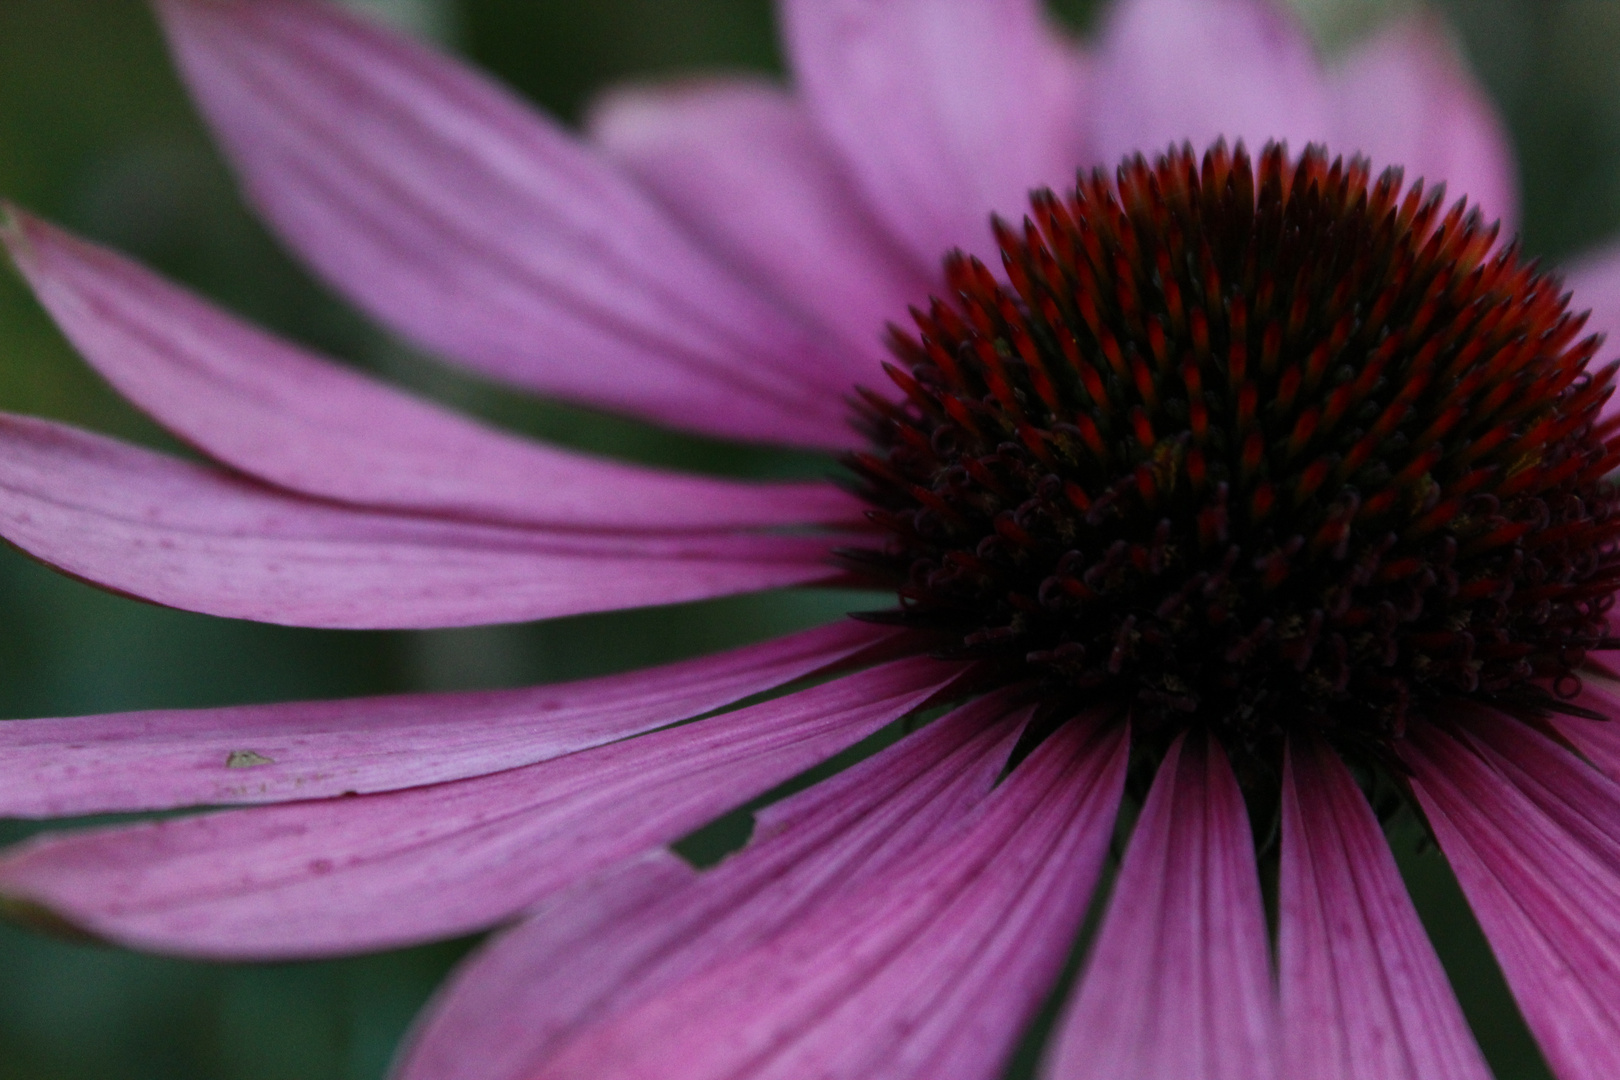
[1089,0,1327,168]
[1046,733,1276,1080]
[783,0,1089,266]
[154,0,856,447]
[1404,710,1620,1080]
[1,209,859,530]
[523,710,1126,1080]
[1555,673,1620,782]
[1280,737,1491,1080]
[588,78,932,374]
[1327,15,1517,230]
[0,659,956,957]
[0,415,843,629]
[0,621,888,818]
[397,690,1031,1080]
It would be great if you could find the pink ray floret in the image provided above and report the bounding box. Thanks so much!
[4,1,1620,1079]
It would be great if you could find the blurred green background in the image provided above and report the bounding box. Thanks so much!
[0,0,1616,1076]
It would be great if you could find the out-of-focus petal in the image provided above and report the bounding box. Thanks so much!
[587,78,933,373]
[0,209,860,531]
[520,710,1126,1080]
[0,620,890,818]
[397,689,1032,1080]
[782,0,1089,266]
[1562,245,1620,425]
[1089,0,1327,167]
[153,0,857,448]
[1404,709,1620,1080]
[1280,736,1491,1080]
[0,415,844,630]
[1046,733,1276,1080]
[1327,14,1518,230]
[0,658,957,958]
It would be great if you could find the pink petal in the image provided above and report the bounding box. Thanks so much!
[0,620,888,818]
[397,689,1032,1080]
[0,658,957,958]
[1404,710,1620,1080]
[586,77,933,374]
[1326,14,1518,230]
[1046,733,1276,1080]
[1562,244,1620,425]
[782,0,1090,266]
[1553,673,1620,782]
[1,209,860,531]
[1089,0,1328,168]
[523,710,1127,1080]
[153,0,856,448]
[1280,736,1491,1080]
[0,414,844,629]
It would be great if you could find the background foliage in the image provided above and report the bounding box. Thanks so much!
[2,1,1618,1076]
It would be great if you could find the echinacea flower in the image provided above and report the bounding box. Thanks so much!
[4,1,1620,1078]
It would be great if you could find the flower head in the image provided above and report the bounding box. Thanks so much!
[850,140,1620,784]
[3,2,1620,1080]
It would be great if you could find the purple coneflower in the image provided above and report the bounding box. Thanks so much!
[2,0,1620,1077]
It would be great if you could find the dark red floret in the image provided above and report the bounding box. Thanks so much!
[843,140,1620,772]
